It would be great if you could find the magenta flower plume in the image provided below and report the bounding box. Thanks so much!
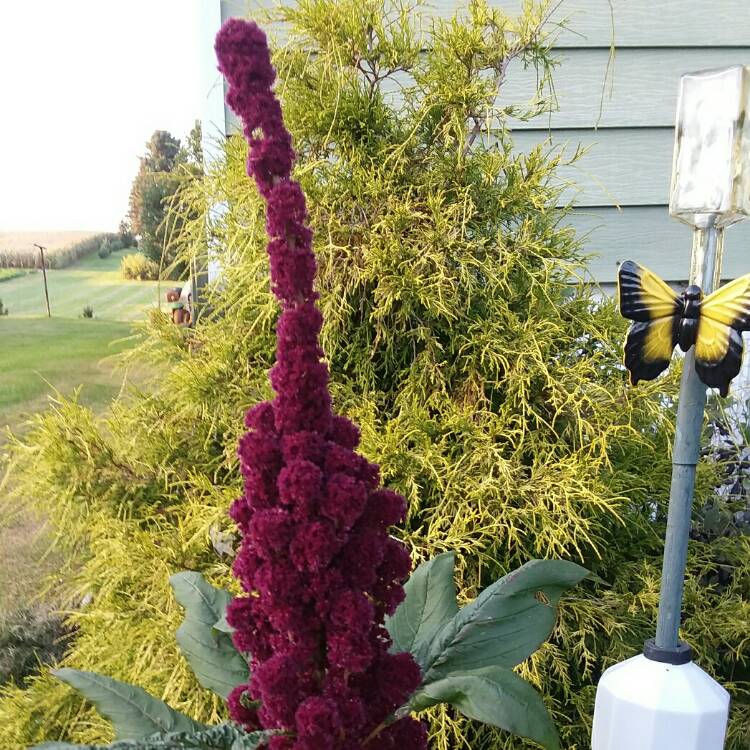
[215,19,426,750]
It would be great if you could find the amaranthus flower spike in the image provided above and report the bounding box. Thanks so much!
[215,19,426,750]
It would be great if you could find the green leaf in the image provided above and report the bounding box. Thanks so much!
[227,727,274,750]
[213,612,234,634]
[410,666,560,750]
[31,723,273,750]
[52,668,204,741]
[423,559,588,680]
[384,552,458,670]
[170,572,250,699]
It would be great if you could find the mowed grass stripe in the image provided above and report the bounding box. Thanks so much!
[0,317,134,427]
[0,252,159,320]
[0,251,163,436]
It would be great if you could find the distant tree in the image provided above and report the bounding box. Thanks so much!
[97,237,113,258]
[142,130,182,173]
[117,219,135,249]
[128,128,200,276]
[129,171,186,272]
[183,120,203,168]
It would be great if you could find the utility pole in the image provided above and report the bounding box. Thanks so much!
[33,243,51,318]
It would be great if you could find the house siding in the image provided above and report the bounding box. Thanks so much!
[497,31,750,283]
[210,0,750,283]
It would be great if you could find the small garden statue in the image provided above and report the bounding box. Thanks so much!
[166,287,188,326]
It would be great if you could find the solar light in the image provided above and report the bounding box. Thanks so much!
[591,64,750,750]
[670,65,750,231]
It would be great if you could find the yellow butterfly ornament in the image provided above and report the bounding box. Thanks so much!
[617,260,750,397]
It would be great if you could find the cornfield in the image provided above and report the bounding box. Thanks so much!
[0,231,106,269]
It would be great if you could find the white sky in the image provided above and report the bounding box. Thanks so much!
[0,0,206,232]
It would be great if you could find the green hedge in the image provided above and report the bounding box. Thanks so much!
[0,269,27,283]
[121,253,159,281]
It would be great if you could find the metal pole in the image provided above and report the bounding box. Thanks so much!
[654,224,723,651]
[34,243,51,318]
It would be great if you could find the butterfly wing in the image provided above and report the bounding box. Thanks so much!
[618,261,680,384]
[693,273,750,396]
[618,260,680,322]
[694,318,743,397]
[699,273,750,329]
[624,318,678,385]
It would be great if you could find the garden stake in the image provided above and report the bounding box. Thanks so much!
[592,65,750,750]
[654,223,721,655]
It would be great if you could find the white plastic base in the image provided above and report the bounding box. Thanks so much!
[591,655,730,750]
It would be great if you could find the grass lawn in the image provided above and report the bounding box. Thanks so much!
[0,251,160,634]
[0,317,136,435]
[0,323,88,630]
[0,251,160,433]
[0,251,160,321]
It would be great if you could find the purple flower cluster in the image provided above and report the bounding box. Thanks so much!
[215,19,426,750]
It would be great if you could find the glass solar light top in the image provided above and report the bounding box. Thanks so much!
[670,65,750,230]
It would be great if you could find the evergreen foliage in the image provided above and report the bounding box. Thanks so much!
[1,2,749,749]
[128,127,203,275]
[118,220,136,251]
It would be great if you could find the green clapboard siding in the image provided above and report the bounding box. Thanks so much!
[432,0,750,48]
[217,0,750,282]
[221,43,750,134]
[222,0,750,48]
[503,47,750,130]
[510,128,674,207]
[221,0,252,22]
[569,207,750,282]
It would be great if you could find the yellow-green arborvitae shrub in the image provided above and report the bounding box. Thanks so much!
[1,2,749,748]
